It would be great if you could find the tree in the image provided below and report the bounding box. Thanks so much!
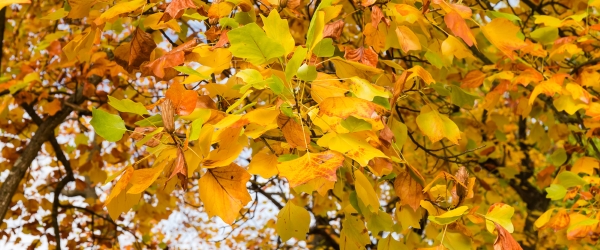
[0,0,599,248]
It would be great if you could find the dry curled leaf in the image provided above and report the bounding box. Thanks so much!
[344,46,378,67]
[323,19,344,40]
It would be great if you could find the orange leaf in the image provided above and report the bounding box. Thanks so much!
[165,83,198,116]
[143,38,199,79]
[276,113,311,149]
[444,11,476,46]
[277,151,345,188]
[461,70,486,88]
[493,223,523,250]
[344,46,378,67]
[319,97,385,120]
[545,208,570,231]
[394,170,426,212]
[371,6,389,28]
[43,99,62,116]
[161,0,197,21]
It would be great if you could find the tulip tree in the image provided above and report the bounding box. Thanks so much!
[1,0,600,249]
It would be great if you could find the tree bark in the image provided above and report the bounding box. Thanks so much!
[0,86,84,226]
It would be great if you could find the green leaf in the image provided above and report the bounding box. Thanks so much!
[189,118,204,141]
[367,211,393,235]
[555,171,587,188]
[379,173,396,182]
[372,96,391,110]
[545,184,567,200]
[280,103,294,117]
[531,26,558,45]
[228,23,285,65]
[173,66,209,79]
[313,38,335,57]
[90,108,127,142]
[486,10,521,23]
[107,96,149,116]
[135,114,164,127]
[261,10,295,55]
[430,83,450,96]
[428,206,469,225]
[297,64,317,81]
[277,154,299,162]
[285,46,308,82]
[448,85,480,108]
[341,116,372,132]
[219,17,239,29]
[306,11,325,52]
[425,50,444,69]
[267,75,286,96]
[349,191,362,214]
[182,12,207,21]
[276,202,310,241]
[550,148,567,166]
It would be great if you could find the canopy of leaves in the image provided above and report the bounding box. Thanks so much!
[1,0,600,249]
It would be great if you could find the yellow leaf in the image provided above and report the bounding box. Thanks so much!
[294,177,335,196]
[529,74,566,104]
[94,0,147,26]
[198,163,252,224]
[104,166,134,206]
[441,35,471,60]
[534,208,554,229]
[485,203,515,233]
[340,215,370,250]
[247,149,279,179]
[535,15,563,27]
[191,46,232,74]
[66,0,92,19]
[202,126,248,168]
[276,202,311,241]
[277,150,345,187]
[311,73,349,103]
[207,1,234,19]
[143,12,181,32]
[127,160,169,194]
[416,106,461,144]
[407,65,435,85]
[0,0,30,10]
[571,157,600,175]
[106,190,141,220]
[317,132,387,166]
[61,27,98,63]
[481,18,526,60]
[349,76,389,101]
[395,25,421,53]
[354,171,380,213]
[553,95,587,115]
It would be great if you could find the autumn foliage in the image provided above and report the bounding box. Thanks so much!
[2,0,600,249]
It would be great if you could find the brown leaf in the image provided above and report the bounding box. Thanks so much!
[130,127,157,140]
[161,0,197,22]
[394,170,426,212]
[379,123,394,148]
[344,46,378,67]
[168,148,189,190]
[323,19,344,40]
[161,99,175,133]
[493,223,523,250]
[455,166,469,200]
[371,6,389,28]
[276,113,311,149]
[116,28,157,71]
[212,29,229,50]
[143,38,199,79]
